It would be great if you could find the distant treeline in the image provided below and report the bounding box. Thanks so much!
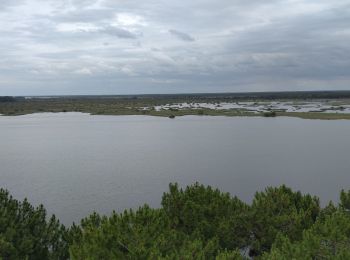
[131,90,350,101]
[9,90,350,102]
[1,183,350,259]
[0,96,16,102]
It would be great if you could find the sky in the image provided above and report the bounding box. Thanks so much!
[0,0,350,95]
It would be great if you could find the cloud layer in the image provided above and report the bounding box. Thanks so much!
[0,0,349,95]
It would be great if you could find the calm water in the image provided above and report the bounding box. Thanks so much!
[0,113,349,225]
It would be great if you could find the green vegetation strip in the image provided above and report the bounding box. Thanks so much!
[1,183,350,259]
[1,97,350,119]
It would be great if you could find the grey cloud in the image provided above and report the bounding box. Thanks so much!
[70,0,100,6]
[0,0,25,11]
[1,0,350,95]
[169,29,195,42]
[43,9,116,23]
[101,26,139,39]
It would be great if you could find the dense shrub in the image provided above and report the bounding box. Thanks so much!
[263,111,277,117]
[0,189,68,259]
[1,184,350,259]
[249,185,320,256]
[263,211,350,259]
[162,183,250,250]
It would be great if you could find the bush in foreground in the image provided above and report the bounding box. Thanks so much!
[0,189,68,259]
[1,184,350,259]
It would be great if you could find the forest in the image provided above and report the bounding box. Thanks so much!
[0,183,349,259]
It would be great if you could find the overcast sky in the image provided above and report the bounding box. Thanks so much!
[0,0,350,95]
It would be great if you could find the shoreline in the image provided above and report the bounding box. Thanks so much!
[1,109,350,120]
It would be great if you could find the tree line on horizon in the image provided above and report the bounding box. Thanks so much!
[0,183,350,259]
[0,96,15,102]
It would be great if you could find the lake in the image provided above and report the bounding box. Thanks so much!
[0,113,349,225]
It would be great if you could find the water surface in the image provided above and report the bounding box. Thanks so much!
[0,113,349,225]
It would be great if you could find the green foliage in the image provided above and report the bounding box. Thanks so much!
[318,201,337,221]
[153,238,221,260]
[262,111,277,117]
[69,205,224,259]
[70,183,251,259]
[1,185,350,259]
[69,206,175,259]
[216,249,246,260]
[197,110,205,115]
[162,183,250,250]
[263,211,350,259]
[340,189,350,210]
[249,185,320,256]
[0,189,68,259]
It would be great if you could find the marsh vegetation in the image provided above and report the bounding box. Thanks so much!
[1,91,350,120]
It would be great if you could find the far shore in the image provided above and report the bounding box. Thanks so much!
[1,109,350,120]
[2,92,350,120]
